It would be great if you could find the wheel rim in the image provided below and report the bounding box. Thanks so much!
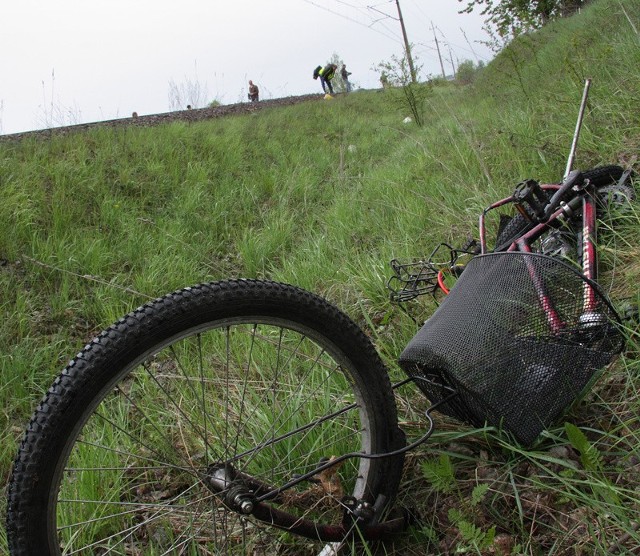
[597,183,636,215]
[50,317,380,555]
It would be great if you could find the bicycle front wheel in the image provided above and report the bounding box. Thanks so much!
[8,280,404,555]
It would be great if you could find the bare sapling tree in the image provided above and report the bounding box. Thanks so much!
[168,61,211,111]
[375,46,430,127]
[328,53,355,94]
[37,69,84,129]
[168,77,211,111]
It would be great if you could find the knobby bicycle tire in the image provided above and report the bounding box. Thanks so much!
[495,165,627,250]
[7,280,405,555]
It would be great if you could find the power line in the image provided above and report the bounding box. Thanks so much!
[299,0,402,44]
[432,23,490,61]
[399,1,492,63]
[332,0,373,13]
[300,0,489,78]
[366,2,397,21]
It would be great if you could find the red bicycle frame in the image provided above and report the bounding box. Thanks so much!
[478,180,600,333]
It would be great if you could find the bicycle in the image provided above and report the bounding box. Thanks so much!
[6,85,637,555]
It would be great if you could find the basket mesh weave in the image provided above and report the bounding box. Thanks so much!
[398,252,624,445]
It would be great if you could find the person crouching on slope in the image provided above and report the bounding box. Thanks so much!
[314,63,337,95]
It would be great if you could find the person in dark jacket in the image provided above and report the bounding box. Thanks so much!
[316,63,337,94]
[341,65,352,92]
[248,80,259,102]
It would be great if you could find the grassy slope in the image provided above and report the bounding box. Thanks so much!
[1,0,639,552]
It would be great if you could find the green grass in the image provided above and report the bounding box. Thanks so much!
[1,0,640,552]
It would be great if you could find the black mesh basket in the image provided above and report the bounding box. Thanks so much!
[398,252,624,446]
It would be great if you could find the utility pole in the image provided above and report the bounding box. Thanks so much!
[394,0,417,83]
[432,22,446,79]
[448,46,456,77]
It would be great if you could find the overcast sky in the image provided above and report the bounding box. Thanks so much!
[0,0,493,135]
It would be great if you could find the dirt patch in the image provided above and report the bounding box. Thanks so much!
[0,94,325,142]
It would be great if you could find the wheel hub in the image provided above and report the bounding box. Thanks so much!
[205,463,255,514]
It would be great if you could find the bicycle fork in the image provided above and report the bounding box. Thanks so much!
[579,183,606,326]
[515,182,604,333]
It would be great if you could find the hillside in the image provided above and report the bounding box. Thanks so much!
[0,93,324,142]
[1,0,639,553]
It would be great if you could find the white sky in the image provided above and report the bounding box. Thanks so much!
[0,0,493,135]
